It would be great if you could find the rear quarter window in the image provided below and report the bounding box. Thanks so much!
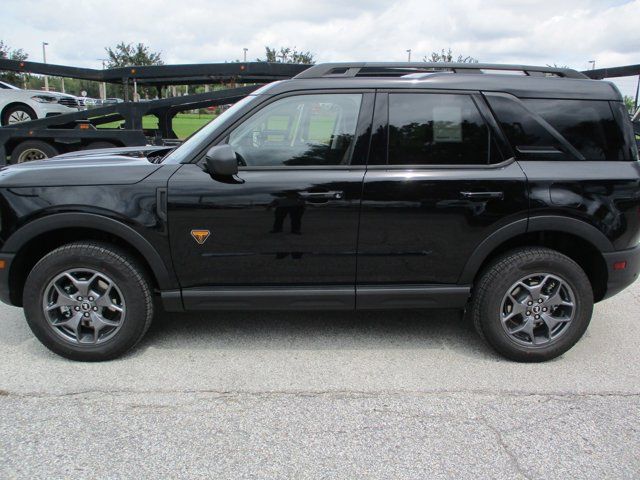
[524,99,627,161]
[486,95,633,161]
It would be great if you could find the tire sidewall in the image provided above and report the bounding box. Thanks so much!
[23,247,151,361]
[11,141,59,163]
[478,251,594,361]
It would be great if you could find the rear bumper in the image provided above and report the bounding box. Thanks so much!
[0,253,14,306]
[602,245,640,300]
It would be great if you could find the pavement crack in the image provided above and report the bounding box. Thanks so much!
[0,388,639,401]
[480,415,534,480]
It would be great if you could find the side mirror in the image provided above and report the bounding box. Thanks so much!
[204,145,238,176]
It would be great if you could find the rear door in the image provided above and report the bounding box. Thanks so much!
[356,90,528,307]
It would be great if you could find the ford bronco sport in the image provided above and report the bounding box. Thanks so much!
[0,62,638,362]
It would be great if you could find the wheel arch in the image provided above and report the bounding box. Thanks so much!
[4,213,175,306]
[460,216,612,302]
[1,101,37,122]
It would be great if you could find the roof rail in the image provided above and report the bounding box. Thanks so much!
[294,62,587,80]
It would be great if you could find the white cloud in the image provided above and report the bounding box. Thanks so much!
[1,0,638,95]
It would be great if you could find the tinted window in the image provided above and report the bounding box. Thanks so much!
[486,95,566,156]
[228,93,362,167]
[524,99,627,161]
[388,93,498,165]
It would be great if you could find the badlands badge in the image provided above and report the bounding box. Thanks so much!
[190,229,210,245]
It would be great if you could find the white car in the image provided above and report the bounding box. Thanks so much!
[0,80,80,126]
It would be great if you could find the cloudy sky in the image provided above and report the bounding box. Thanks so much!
[1,0,639,96]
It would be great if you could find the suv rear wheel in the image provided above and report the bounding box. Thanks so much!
[23,242,153,361]
[470,247,593,362]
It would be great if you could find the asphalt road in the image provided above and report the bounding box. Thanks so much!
[1,282,639,479]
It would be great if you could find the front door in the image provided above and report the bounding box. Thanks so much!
[168,91,373,307]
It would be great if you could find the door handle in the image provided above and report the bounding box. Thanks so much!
[299,190,345,201]
[460,191,504,200]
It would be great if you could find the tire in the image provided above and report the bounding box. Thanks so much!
[1,104,37,126]
[470,247,593,362]
[23,242,154,361]
[10,140,59,163]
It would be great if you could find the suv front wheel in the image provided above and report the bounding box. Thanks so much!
[470,247,594,362]
[23,242,154,361]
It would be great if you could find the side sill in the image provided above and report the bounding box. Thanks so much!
[182,286,355,311]
[356,285,471,310]
[169,284,472,311]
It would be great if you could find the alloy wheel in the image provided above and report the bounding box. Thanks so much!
[42,269,126,345]
[8,110,33,124]
[500,273,575,347]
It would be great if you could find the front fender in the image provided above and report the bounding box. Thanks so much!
[2,212,175,289]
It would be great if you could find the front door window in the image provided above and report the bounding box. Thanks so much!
[228,93,363,167]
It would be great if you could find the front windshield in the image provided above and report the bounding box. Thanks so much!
[163,94,258,164]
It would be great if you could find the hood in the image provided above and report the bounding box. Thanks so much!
[0,152,164,188]
[23,90,78,100]
[54,145,175,160]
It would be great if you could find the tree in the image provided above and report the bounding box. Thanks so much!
[104,42,163,99]
[258,47,315,64]
[0,40,29,85]
[623,95,636,114]
[424,48,478,63]
[105,42,163,68]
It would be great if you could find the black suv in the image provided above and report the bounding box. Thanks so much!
[0,62,638,362]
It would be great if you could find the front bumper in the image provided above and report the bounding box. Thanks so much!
[602,245,640,300]
[0,253,14,305]
[34,102,78,118]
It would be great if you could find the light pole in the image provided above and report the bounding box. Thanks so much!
[243,48,248,62]
[42,42,49,91]
[97,58,108,100]
[406,49,412,62]
[588,60,596,70]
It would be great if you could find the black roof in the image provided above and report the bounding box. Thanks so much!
[264,62,622,101]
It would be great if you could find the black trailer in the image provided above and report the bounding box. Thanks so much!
[0,60,310,163]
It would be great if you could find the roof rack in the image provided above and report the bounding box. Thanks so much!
[294,62,587,80]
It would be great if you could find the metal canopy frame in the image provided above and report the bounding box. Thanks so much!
[0,59,310,86]
[583,64,640,80]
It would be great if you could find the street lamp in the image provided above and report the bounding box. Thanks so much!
[588,60,596,70]
[42,42,49,91]
[243,48,248,62]
[97,58,108,100]
[406,49,412,62]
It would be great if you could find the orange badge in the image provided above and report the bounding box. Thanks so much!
[190,229,210,245]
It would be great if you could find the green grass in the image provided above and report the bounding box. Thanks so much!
[97,113,216,139]
[96,111,338,142]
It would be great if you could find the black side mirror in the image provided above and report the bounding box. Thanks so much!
[205,145,238,176]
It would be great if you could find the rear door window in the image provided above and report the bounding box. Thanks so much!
[388,93,501,166]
